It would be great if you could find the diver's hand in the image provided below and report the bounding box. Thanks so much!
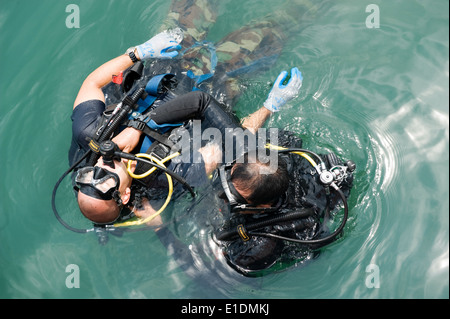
[136,28,184,60]
[263,67,303,112]
[199,142,222,176]
[134,198,163,230]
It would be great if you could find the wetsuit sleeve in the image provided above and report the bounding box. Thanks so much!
[68,99,105,166]
[70,99,106,150]
[169,156,209,188]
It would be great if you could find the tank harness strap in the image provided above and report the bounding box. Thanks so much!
[125,73,183,153]
[129,73,175,120]
[128,119,175,149]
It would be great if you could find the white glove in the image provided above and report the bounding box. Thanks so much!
[263,67,303,112]
[136,28,184,60]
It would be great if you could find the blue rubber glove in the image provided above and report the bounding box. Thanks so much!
[263,67,303,112]
[136,28,183,60]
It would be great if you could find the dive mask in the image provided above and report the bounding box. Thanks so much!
[218,164,247,207]
[75,166,121,203]
[218,164,282,213]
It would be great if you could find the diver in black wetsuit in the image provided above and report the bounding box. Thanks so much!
[144,132,355,276]
[213,144,355,275]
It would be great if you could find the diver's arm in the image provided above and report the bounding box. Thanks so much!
[111,127,143,153]
[241,107,273,134]
[241,68,303,134]
[74,54,135,109]
[132,199,165,231]
[76,57,144,152]
[73,30,183,109]
[198,143,222,176]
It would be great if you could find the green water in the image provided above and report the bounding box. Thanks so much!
[0,0,448,299]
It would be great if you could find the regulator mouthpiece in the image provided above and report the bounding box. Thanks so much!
[99,141,121,169]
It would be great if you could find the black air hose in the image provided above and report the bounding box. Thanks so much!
[216,208,315,241]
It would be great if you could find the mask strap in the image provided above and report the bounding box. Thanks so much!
[219,166,239,206]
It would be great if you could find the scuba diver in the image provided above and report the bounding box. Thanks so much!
[142,138,355,276]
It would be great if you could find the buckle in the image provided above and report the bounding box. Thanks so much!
[129,120,146,131]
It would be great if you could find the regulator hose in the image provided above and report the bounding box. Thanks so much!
[51,150,93,234]
[116,150,196,198]
[249,184,348,247]
[215,208,315,241]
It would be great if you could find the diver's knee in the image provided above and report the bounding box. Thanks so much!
[184,90,212,115]
[195,91,212,109]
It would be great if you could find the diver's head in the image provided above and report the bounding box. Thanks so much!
[219,152,289,213]
[75,157,132,224]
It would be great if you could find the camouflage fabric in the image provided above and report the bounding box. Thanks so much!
[159,0,219,48]
[214,20,285,75]
[159,0,311,103]
[160,0,284,74]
